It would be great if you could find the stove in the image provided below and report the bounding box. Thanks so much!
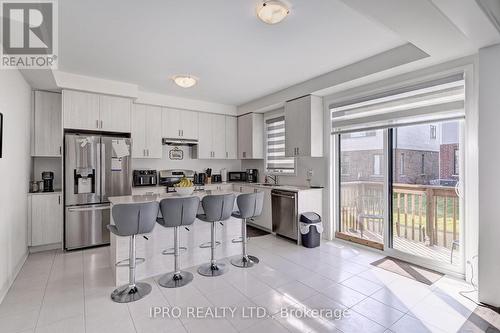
[158,169,205,193]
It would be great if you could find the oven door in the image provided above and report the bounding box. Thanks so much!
[65,204,110,250]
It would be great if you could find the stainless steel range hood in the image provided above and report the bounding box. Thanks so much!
[162,138,198,146]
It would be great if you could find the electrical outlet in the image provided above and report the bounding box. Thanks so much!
[306,169,314,181]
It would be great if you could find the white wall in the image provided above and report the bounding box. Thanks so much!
[478,43,500,307]
[132,145,242,175]
[0,70,32,301]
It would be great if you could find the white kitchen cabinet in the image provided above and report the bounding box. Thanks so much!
[285,95,323,157]
[225,116,237,159]
[197,112,213,159]
[30,193,63,246]
[132,104,162,158]
[237,113,264,159]
[32,91,62,156]
[99,95,132,133]
[63,90,132,133]
[63,90,100,131]
[251,188,272,231]
[162,108,199,140]
[197,113,226,159]
[212,114,226,159]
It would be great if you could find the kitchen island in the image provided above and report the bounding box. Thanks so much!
[109,190,243,286]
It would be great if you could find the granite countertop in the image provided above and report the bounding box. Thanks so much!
[109,189,239,205]
[131,182,323,193]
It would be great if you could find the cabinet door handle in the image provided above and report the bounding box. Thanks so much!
[59,146,62,155]
[147,149,149,157]
[178,130,180,137]
[226,152,228,158]
[297,147,299,155]
[58,195,61,204]
[100,120,103,129]
[96,120,99,129]
[143,149,146,157]
[181,130,183,137]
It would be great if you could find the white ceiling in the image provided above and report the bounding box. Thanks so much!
[58,0,406,105]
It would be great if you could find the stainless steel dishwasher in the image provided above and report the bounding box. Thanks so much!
[271,189,298,241]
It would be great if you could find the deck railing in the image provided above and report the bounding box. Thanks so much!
[340,181,460,249]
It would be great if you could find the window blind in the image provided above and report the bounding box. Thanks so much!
[331,73,466,134]
[265,116,295,173]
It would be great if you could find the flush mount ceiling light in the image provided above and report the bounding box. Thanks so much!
[172,75,198,88]
[256,0,290,25]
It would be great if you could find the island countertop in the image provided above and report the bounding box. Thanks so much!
[108,189,239,205]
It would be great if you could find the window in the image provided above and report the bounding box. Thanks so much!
[265,116,295,174]
[373,154,382,176]
[430,125,437,139]
[454,148,459,175]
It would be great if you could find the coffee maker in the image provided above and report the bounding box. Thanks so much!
[246,169,259,183]
[42,171,54,192]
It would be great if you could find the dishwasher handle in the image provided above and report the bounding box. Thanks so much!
[271,191,296,199]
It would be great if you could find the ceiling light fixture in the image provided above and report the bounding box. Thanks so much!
[256,0,290,25]
[172,75,198,88]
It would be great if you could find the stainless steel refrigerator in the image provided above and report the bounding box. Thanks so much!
[64,133,131,250]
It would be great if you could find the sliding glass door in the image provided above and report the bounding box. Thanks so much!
[390,120,463,267]
[331,73,466,273]
[338,130,386,249]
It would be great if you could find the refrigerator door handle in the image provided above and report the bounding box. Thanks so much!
[95,140,102,202]
[100,141,106,201]
[68,205,110,212]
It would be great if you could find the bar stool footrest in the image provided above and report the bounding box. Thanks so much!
[199,241,221,248]
[162,247,188,255]
[115,257,146,267]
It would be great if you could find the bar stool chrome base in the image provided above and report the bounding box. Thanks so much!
[198,262,227,277]
[199,241,220,248]
[231,255,259,268]
[158,271,193,288]
[110,282,151,303]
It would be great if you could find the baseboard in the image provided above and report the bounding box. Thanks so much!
[29,242,62,253]
[0,250,29,304]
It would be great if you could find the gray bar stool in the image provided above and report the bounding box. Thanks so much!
[231,192,264,268]
[156,196,200,288]
[197,193,236,277]
[107,201,159,303]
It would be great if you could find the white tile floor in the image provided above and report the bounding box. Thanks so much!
[1,234,498,333]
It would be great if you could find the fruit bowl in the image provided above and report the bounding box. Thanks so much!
[174,186,194,196]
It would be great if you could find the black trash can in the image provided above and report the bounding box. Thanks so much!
[300,212,322,248]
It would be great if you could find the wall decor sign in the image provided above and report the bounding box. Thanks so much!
[169,147,183,160]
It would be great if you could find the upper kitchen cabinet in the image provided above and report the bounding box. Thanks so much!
[285,95,323,157]
[131,104,162,158]
[197,112,226,159]
[62,90,132,133]
[32,91,62,156]
[225,116,237,159]
[238,113,264,159]
[63,90,100,131]
[99,95,132,133]
[162,108,199,140]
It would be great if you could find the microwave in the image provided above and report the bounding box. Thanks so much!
[228,171,247,182]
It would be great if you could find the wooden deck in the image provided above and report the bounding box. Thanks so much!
[342,229,460,265]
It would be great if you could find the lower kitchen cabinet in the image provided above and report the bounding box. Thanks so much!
[29,192,63,246]
[251,188,272,230]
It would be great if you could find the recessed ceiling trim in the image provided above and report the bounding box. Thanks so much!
[476,0,500,33]
[237,43,429,114]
